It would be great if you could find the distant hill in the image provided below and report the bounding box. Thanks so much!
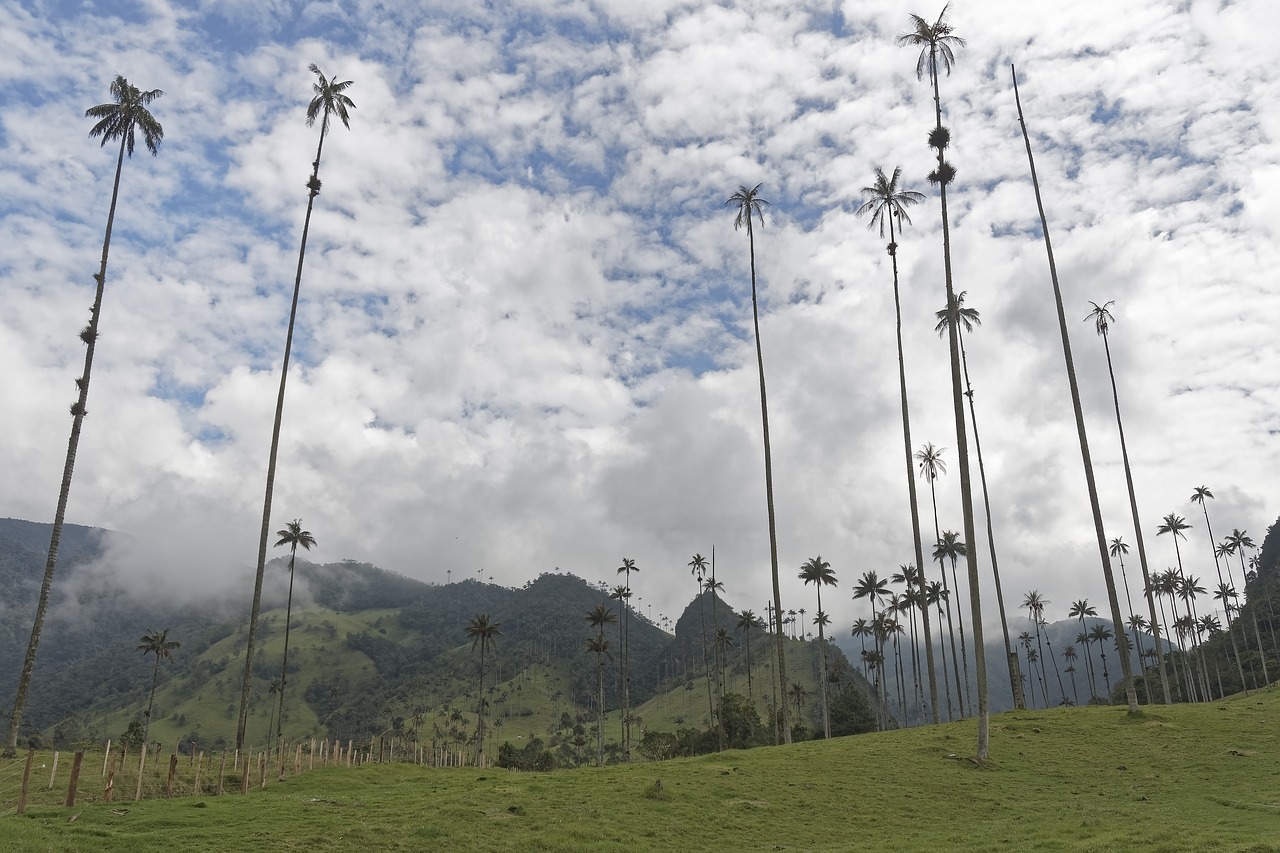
[0,519,867,756]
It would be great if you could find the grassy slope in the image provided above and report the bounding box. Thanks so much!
[8,689,1279,852]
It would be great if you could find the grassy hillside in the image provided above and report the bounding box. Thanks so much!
[6,688,1279,852]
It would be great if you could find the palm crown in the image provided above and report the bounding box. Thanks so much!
[1085,300,1116,336]
[306,64,356,135]
[727,183,769,232]
[86,75,164,157]
[855,167,924,239]
[897,3,967,82]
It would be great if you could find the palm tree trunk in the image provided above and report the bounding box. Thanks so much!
[1199,506,1247,694]
[1011,66,1137,714]
[948,555,973,716]
[697,588,714,736]
[1099,333,1172,705]
[957,324,1023,710]
[888,216,940,724]
[236,125,329,751]
[144,653,160,746]
[816,586,830,738]
[275,550,299,743]
[5,136,129,758]
[927,483,959,721]
[745,218,790,744]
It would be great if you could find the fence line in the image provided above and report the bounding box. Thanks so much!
[1,734,489,817]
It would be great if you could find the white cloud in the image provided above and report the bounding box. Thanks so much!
[0,0,1276,658]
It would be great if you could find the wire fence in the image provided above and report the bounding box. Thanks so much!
[0,735,484,817]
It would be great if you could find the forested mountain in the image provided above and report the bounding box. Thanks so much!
[0,519,864,756]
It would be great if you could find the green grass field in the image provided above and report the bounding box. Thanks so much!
[6,688,1279,852]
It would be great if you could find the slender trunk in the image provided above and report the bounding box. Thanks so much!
[1098,332,1171,704]
[1011,66,1136,714]
[957,324,1022,710]
[476,645,485,763]
[698,588,713,734]
[596,648,604,766]
[1241,552,1271,686]
[744,626,753,700]
[237,124,330,750]
[816,586,830,738]
[1199,505,1247,694]
[144,654,160,745]
[1067,663,1079,706]
[6,136,129,757]
[927,482,958,721]
[948,555,972,715]
[746,218,790,744]
[1044,636,1067,706]
[710,555,723,752]
[275,549,298,743]
[888,218,940,724]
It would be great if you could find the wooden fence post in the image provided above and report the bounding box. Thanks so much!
[193,752,203,796]
[294,743,302,776]
[347,740,353,767]
[104,767,116,803]
[16,749,34,815]
[65,751,84,807]
[217,750,227,796]
[309,738,316,770]
[258,752,266,789]
[240,759,250,795]
[135,744,148,801]
[48,751,59,790]
[278,736,287,782]
[102,739,112,777]
[166,754,178,797]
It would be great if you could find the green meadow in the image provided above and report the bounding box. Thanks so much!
[6,688,1278,852]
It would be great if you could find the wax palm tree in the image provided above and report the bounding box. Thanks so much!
[6,76,164,757]
[1189,488,1245,692]
[1153,569,1191,701]
[925,579,954,719]
[1089,623,1115,699]
[727,183,789,743]
[736,610,759,701]
[1085,300,1171,704]
[892,564,927,722]
[1068,600,1099,699]
[1022,591,1055,707]
[272,519,316,743]
[900,4,989,757]
[1178,573,1212,698]
[858,166,939,723]
[616,557,639,758]
[608,585,629,744]
[1230,538,1271,687]
[465,614,501,763]
[1126,613,1153,704]
[852,618,872,677]
[137,628,180,746]
[1062,645,1080,707]
[800,556,838,737]
[1011,69,1137,714]
[1017,632,1037,707]
[933,531,970,715]
[688,554,715,734]
[237,65,356,751]
[1157,513,1204,695]
[583,632,612,766]
[936,292,1021,710]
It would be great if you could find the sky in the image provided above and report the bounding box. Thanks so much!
[1,0,1276,646]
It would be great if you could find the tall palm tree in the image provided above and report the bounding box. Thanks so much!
[237,65,356,751]
[1023,591,1058,706]
[6,76,164,757]
[900,3,989,758]
[916,442,958,721]
[1011,68,1137,714]
[1068,600,1099,700]
[1126,613,1153,704]
[727,183,789,743]
[799,556,838,737]
[933,531,971,715]
[688,554,716,736]
[924,579,954,719]
[852,618,872,677]
[935,292,1022,710]
[585,604,617,766]
[1189,488,1246,692]
[465,614,501,764]
[1084,300,1171,704]
[892,564,927,722]
[857,166,939,724]
[1089,623,1115,698]
[1062,645,1080,707]
[736,610,759,702]
[616,557,639,759]
[272,519,316,744]
[137,628,180,746]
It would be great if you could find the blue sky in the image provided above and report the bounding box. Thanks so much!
[0,0,1277,641]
